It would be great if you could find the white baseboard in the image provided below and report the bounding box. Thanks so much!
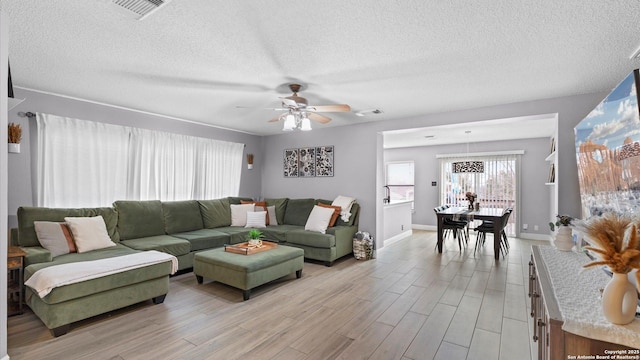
[518,232,552,241]
[412,224,436,231]
[2,354,10,360]
[383,230,413,247]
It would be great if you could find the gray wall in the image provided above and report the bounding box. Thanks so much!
[7,88,263,227]
[384,137,551,235]
[261,92,607,240]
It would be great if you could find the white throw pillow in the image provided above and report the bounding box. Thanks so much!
[267,205,278,226]
[34,221,77,258]
[245,211,267,228]
[64,216,116,253]
[230,204,255,226]
[305,205,335,234]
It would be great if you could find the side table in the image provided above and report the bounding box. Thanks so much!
[8,246,26,316]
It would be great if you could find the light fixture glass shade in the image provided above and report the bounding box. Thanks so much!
[300,116,312,131]
[452,161,484,173]
[282,114,296,131]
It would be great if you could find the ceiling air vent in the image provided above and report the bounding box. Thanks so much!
[109,0,172,20]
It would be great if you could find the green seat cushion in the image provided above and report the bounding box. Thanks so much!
[171,229,230,251]
[114,200,166,240]
[261,225,301,243]
[162,200,204,234]
[17,206,120,247]
[198,198,231,228]
[24,245,172,305]
[283,198,315,226]
[120,235,191,257]
[286,229,336,248]
[215,226,252,244]
[265,198,288,225]
[195,246,303,273]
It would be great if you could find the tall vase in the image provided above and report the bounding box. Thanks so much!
[602,272,637,325]
[553,226,574,251]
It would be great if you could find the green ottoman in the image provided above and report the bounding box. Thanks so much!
[194,245,304,300]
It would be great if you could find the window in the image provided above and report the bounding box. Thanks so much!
[36,113,244,207]
[385,161,415,206]
[439,154,519,236]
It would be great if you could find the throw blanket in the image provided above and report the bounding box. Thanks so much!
[332,195,356,222]
[25,251,178,298]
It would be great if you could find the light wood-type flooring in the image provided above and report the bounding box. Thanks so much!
[7,230,547,359]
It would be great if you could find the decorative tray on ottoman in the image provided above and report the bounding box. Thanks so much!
[224,241,278,255]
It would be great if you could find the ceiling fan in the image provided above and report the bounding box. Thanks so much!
[242,84,351,131]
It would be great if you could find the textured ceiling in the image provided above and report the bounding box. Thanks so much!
[1,0,640,136]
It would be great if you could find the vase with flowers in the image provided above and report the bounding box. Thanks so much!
[465,192,477,210]
[575,212,640,325]
[549,214,574,251]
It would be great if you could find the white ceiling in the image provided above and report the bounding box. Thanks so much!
[1,1,640,137]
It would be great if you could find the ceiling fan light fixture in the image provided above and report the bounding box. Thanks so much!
[282,114,296,131]
[300,116,312,131]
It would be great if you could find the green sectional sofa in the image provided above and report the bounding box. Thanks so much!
[13,196,359,335]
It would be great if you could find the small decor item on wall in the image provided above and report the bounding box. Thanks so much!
[315,145,334,177]
[576,212,640,325]
[284,146,334,177]
[284,148,299,177]
[246,153,254,170]
[8,122,22,153]
[298,147,316,177]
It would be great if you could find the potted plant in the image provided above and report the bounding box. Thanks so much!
[549,214,574,251]
[247,229,264,247]
[8,122,21,153]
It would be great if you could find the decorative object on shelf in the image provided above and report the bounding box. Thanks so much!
[549,214,574,251]
[246,153,254,170]
[8,122,21,153]
[576,212,640,324]
[284,146,334,178]
[465,192,477,210]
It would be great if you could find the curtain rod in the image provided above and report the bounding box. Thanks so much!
[17,111,35,118]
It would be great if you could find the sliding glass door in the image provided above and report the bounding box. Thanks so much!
[439,154,519,236]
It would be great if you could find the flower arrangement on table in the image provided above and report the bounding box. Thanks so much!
[574,212,640,324]
[575,212,640,275]
[465,192,477,210]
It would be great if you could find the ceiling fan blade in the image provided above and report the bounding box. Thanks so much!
[308,104,351,112]
[268,117,281,123]
[308,112,332,124]
[279,98,298,107]
[236,106,288,111]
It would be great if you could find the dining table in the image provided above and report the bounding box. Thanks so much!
[436,207,505,260]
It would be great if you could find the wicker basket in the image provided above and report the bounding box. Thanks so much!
[353,232,374,260]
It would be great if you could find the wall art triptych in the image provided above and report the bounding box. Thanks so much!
[284,145,334,177]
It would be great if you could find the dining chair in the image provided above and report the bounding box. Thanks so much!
[474,208,512,257]
[434,206,468,250]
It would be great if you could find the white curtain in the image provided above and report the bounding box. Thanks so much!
[36,113,244,207]
[36,114,130,207]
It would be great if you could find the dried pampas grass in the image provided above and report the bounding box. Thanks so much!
[577,213,640,275]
